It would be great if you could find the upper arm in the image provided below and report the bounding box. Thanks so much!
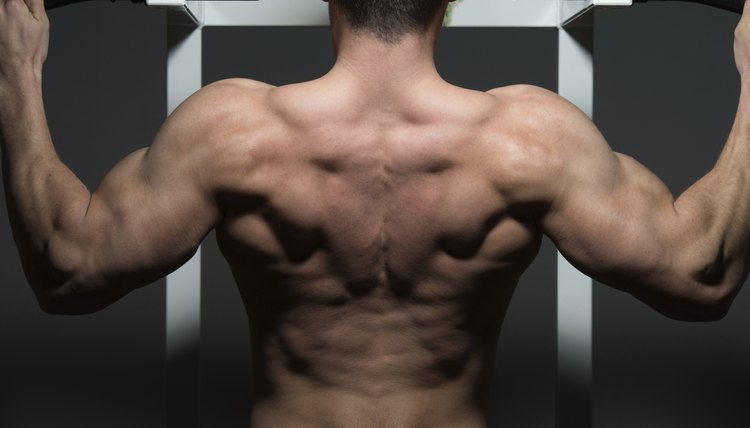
[46,79,261,313]
[498,86,727,320]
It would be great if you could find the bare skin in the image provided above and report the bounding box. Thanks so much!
[2,0,750,427]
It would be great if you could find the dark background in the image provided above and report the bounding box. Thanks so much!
[0,1,746,427]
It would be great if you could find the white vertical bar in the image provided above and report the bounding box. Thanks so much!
[166,11,202,428]
[557,16,594,428]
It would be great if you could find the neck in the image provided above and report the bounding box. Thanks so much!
[328,24,445,92]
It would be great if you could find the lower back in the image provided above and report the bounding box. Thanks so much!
[249,373,491,428]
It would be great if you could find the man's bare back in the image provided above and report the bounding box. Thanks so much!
[3,0,750,427]
[211,76,543,427]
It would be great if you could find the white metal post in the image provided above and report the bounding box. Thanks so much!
[165,5,203,427]
[557,11,595,428]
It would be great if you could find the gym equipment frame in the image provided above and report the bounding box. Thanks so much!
[152,1,625,426]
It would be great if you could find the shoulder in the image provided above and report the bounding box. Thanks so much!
[171,78,275,128]
[486,84,591,132]
[154,78,276,149]
[146,78,279,188]
[484,84,605,159]
[481,85,572,170]
[482,85,606,207]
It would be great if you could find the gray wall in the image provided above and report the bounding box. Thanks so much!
[0,2,746,427]
[594,4,750,428]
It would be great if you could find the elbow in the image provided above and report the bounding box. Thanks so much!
[653,300,729,322]
[685,298,731,322]
[35,288,72,315]
[660,282,736,322]
[687,259,744,321]
[33,253,134,315]
[693,283,736,322]
[37,294,106,316]
[36,242,105,315]
[37,295,80,315]
[34,280,107,316]
[661,247,741,322]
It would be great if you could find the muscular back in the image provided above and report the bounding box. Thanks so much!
[211,78,544,427]
[5,4,749,428]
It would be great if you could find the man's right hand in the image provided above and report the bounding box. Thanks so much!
[735,0,750,78]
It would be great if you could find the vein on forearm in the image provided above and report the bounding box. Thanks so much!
[673,85,750,289]
[0,78,91,283]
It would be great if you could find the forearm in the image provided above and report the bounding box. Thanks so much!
[0,76,91,298]
[671,83,750,302]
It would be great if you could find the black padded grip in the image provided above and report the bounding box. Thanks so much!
[634,0,744,14]
[45,0,93,9]
[45,0,145,10]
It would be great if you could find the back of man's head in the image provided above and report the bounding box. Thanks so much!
[335,0,447,43]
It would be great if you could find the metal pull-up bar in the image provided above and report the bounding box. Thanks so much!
[44,0,746,14]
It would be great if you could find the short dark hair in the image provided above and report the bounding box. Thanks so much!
[336,0,446,43]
